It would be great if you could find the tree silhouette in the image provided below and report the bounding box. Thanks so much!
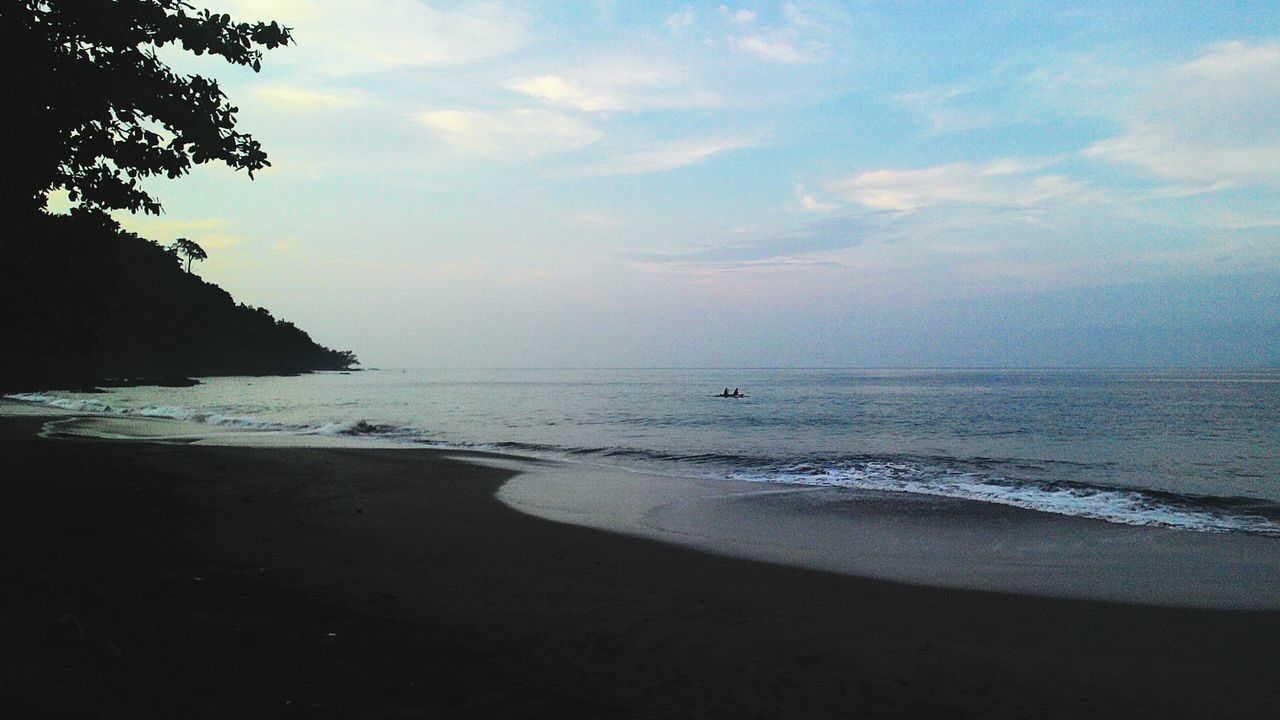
[0,3,363,391]
[169,237,207,274]
[4,1,292,220]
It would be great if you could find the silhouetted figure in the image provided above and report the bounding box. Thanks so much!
[732,388,741,398]
[721,388,731,397]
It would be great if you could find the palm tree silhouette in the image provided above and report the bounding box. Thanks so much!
[169,238,208,274]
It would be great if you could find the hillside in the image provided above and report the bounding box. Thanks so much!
[1,211,356,392]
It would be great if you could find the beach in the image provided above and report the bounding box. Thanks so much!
[11,2,1280,716]
[4,408,1280,718]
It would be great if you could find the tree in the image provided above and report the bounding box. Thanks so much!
[169,237,207,273]
[3,1,292,219]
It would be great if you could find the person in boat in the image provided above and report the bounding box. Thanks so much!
[721,388,731,397]
[732,388,741,398]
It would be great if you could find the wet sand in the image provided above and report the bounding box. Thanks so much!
[500,460,1280,609]
[4,412,1279,718]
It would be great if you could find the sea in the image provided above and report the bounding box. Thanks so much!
[9,367,1280,537]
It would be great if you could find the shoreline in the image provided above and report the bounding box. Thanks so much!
[10,383,1280,542]
[4,411,1280,717]
[500,460,1280,609]
[14,400,1280,608]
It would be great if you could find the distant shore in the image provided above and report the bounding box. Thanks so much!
[4,409,1279,718]
[0,367,361,396]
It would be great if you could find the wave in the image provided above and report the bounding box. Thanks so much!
[489,440,757,466]
[313,419,420,439]
[9,391,1279,537]
[5,392,417,440]
[490,440,1280,536]
[8,392,121,416]
[9,392,290,431]
[728,460,1280,537]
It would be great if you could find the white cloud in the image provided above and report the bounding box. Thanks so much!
[894,84,1000,135]
[978,158,1058,176]
[252,84,358,108]
[116,216,231,236]
[1085,129,1280,185]
[504,62,720,113]
[115,215,245,252]
[829,160,1088,210]
[416,109,603,159]
[588,135,761,176]
[782,3,814,27]
[665,8,694,33]
[1084,40,1280,185]
[794,184,836,211]
[221,0,529,75]
[1144,182,1234,200]
[505,75,622,112]
[734,34,816,64]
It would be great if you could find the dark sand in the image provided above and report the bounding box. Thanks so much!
[4,414,1279,718]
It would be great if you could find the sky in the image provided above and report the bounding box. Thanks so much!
[102,1,1280,367]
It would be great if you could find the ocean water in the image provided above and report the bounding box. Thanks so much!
[10,367,1280,536]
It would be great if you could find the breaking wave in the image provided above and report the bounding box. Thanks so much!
[728,459,1280,536]
[5,392,416,440]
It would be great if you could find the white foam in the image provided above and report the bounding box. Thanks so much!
[7,392,117,414]
[7,393,288,430]
[6,392,419,447]
[313,419,387,436]
[731,461,1280,536]
[129,405,276,429]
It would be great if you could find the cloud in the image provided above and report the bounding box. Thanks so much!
[828,159,1088,210]
[633,214,881,266]
[781,3,816,28]
[505,75,621,112]
[1085,131,1280,186]
[659,2,843,68]
[716,3,840,64]
[665,7,694,33]
[252,84,358,108]
[894,83,1001,135]
[1084,40,1280,185]
[221,0,529,75]
[504,62,720,113]
[114,215,244,251]
[116,216,230,235]
[416,109,603,159]
[587,135,761,176]
[794,184,836,211]
[1143,182,1234,201]
[720,6,757,24]
[734,35,817,64]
